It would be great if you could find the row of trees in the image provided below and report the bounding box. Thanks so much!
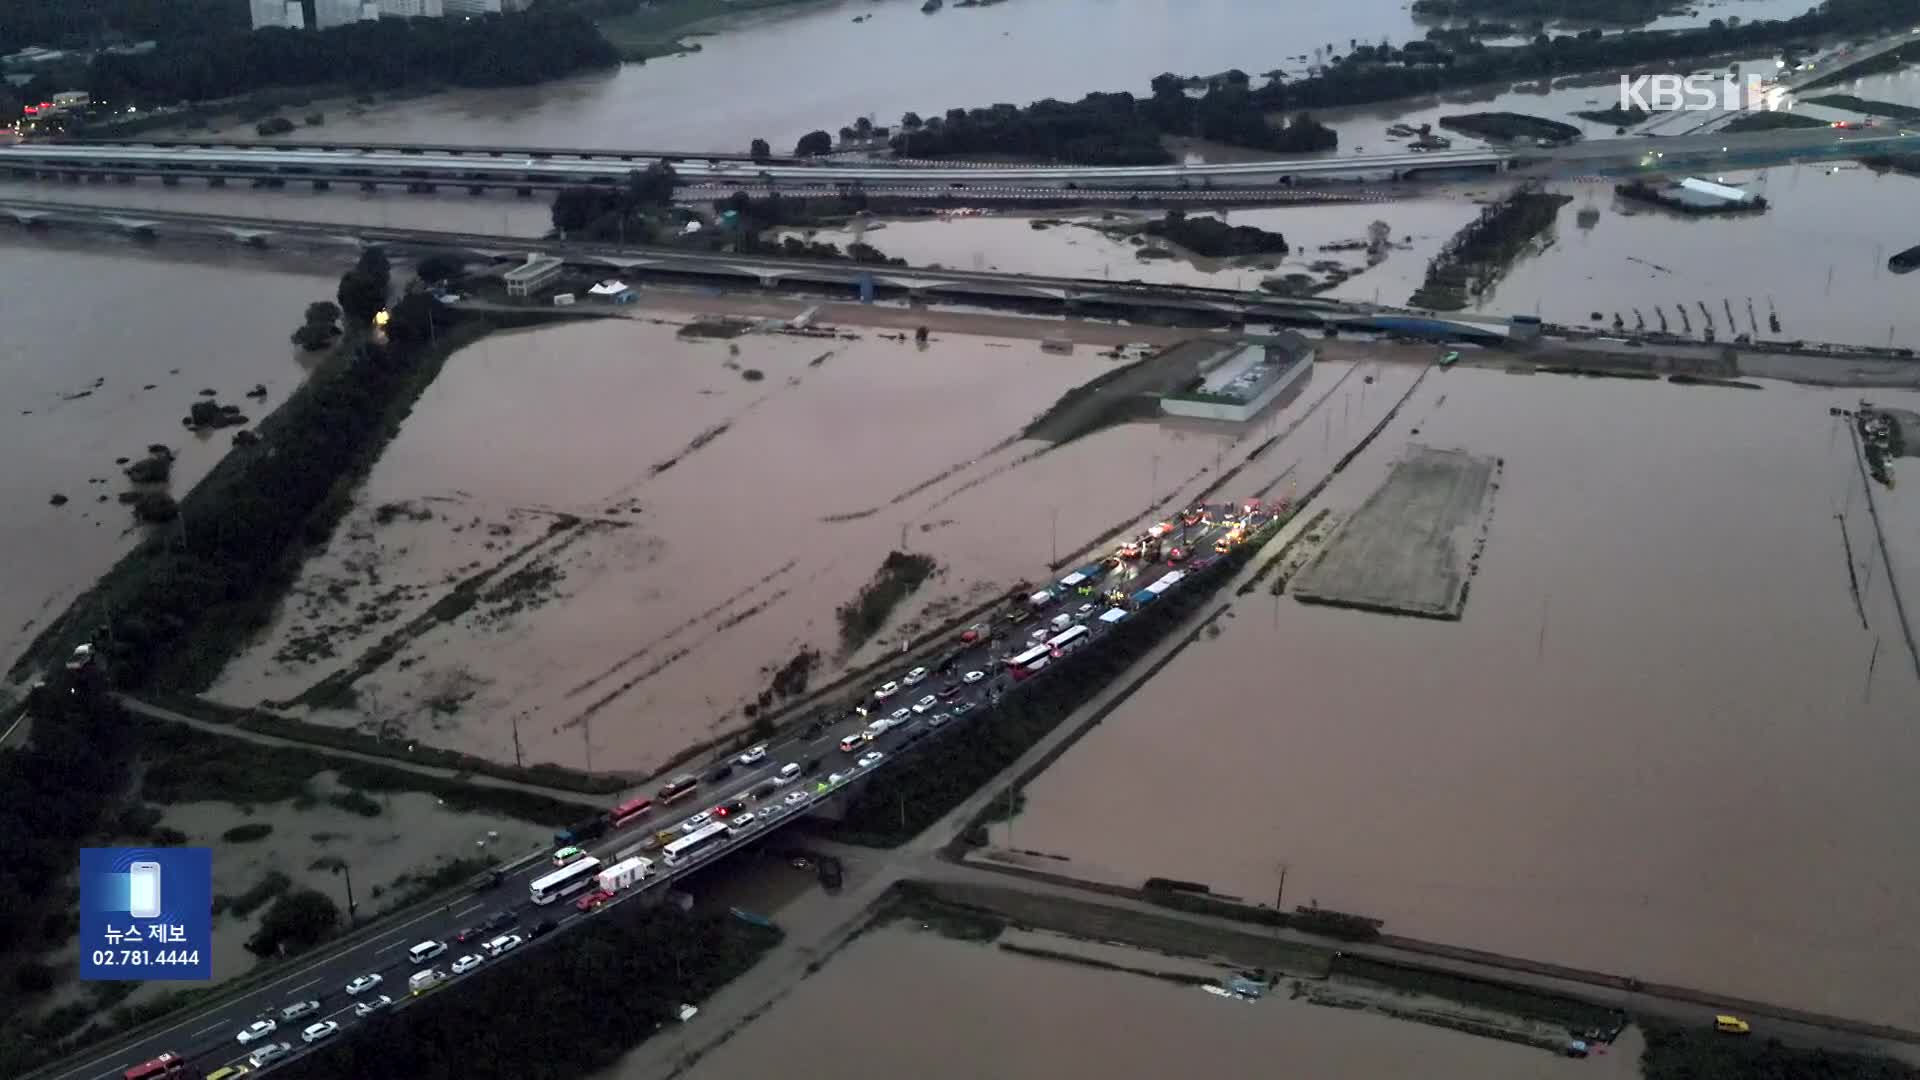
[11,255,456,692]
[86,9,616,108]
[0,0,243,55]
[884,0,1915,162]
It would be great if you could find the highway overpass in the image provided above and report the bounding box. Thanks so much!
[31,510,1270,1080]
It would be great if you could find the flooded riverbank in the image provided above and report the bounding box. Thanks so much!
[1010,365,1920,1028]
[0,237,336,674]
[649,919,1639,1080]
[155,0,1818,152]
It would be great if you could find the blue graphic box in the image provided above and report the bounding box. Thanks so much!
[80,847,212,981]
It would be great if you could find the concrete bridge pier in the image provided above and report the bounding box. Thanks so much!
[361,181,378,192]
[515,187,534,198]
[162,174,180,186]
[312,179,330,191]
[208,176,226,187]
[469,185,485,196]
[114,173,134,184]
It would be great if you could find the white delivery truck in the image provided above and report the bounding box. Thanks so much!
[409,969,447,995]
[596,856,652,894]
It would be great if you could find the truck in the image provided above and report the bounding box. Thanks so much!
[596,856,652,894]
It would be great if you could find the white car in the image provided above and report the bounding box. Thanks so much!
[828,771,850,786]
[857,750,884,768]
[354,994,394,1018]
[911,695,938,714]
[248,1042,292,1068]
[345,973,382,996]
[279,1000,320,1022]
[236,1019,278,1045]
[784,789,812,806]
[681,810,712,832]
[963,670,986,684]
[301,1021,339,1045]
[485,934,522,957]
[1077,603,1096,618]
[874,680,900,699]
[737,744,767,766]
[451,954,483,975]
[890,706,913,724]
[902,666,929,686]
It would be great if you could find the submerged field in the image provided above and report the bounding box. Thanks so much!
[208,312,1294,774]
[1009,365,1920,1027]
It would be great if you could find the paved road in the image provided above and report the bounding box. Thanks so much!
[46,508,1267,1080]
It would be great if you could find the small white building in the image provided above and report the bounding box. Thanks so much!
[588,279,635,302]
[505,253,564,297]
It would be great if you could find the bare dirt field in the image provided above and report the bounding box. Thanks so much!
[1291,444,1497,618]
[208,311,1335,774]
[1010,365,1920,1027]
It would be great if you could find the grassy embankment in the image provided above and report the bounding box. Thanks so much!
[595,0,826,61]
[1641,1020,1920,1078]
[1722,110,1831,132]
[1805,93,1920,120]
[270,907,782,1079]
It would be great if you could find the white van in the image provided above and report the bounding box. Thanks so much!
[1028,589,1054,607]
[726,812,757,836]
[407,940,446,966]
[776,763,802,784]
[1050,613,1073,632]
[862,720,889,742]
[408,969,446,994]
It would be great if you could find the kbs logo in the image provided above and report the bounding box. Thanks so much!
[1618,73,1768,112]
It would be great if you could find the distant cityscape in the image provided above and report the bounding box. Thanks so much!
[248,0,533,31]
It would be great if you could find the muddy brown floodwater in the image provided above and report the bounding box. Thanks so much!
[0,237,336,676]
[209,313,1252,773]
[1012,366,1920,1028]
[650,922,1641,1080]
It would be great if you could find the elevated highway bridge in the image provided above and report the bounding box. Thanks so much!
[7,126,1914,190]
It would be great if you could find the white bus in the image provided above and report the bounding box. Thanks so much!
[1003,643,1050,671]
[662,821,731,867]
[1045,624,1091,652]
[529,856,603,905]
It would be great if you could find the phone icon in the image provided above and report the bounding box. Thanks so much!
[129,862,162,919]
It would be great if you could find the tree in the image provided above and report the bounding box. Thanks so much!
[304,301,341,327]
[794,129,832,157]
[854,116,873,137]
[356,246,391,291]
[414,254,466,283]
[900,111,923,130]
[748,137,771,162]
[248,888,339,956]
[1367,220,1391,253]
[337,269,386,327]
[624,161,678,208]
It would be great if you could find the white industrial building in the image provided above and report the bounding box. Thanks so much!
[505,254,565,297]
[1159,333,1317,423]
[376,0,446,15]
[312,0,368,28]
[249,0,306,29]
[444,0,533,13]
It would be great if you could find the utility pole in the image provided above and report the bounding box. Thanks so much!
[582,716,593,778]
[1004,784,1016,851]
[1275,862,1288,916]
[511,711,524,768]
[1050,506,1059,567]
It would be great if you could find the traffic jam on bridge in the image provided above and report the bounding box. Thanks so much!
[112,497,1282,1080]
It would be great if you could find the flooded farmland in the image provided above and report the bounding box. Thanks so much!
[0,237,336,674]
[650,920,1641,1080]
[207,311,1266,773]
[1009,364,1920,1028]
